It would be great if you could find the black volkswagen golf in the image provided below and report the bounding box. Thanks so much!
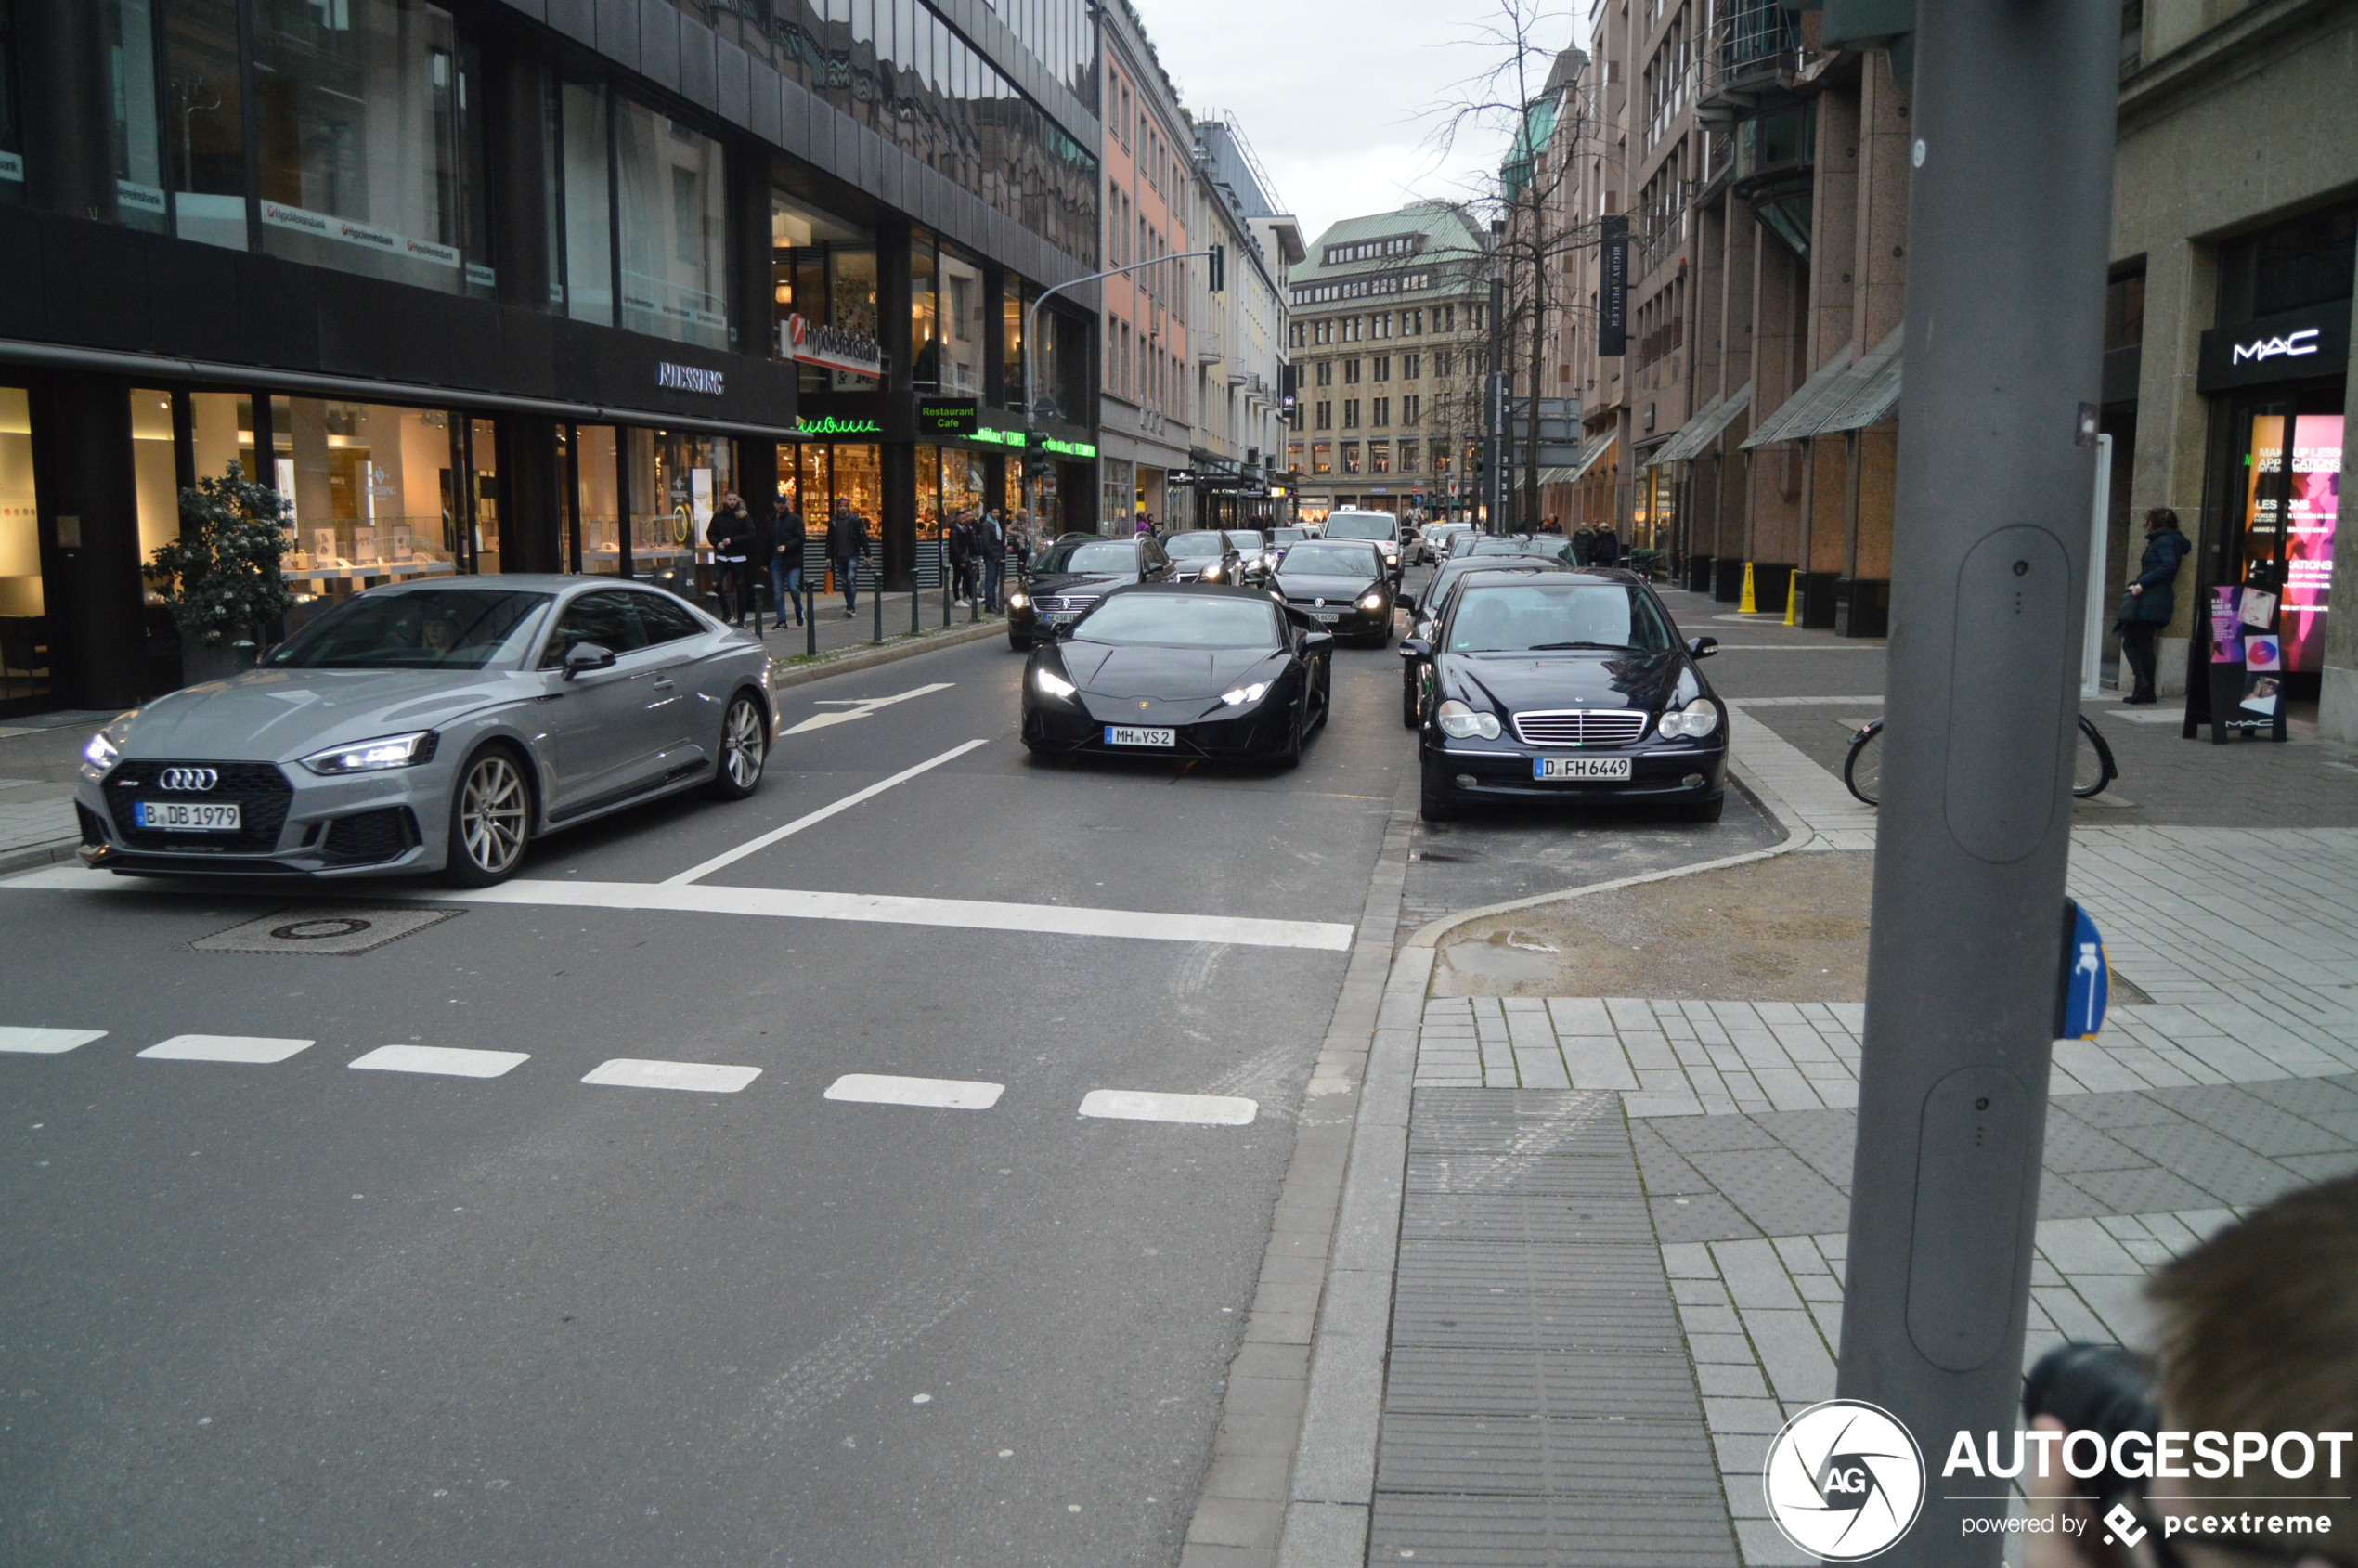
[1405,571,1727,822]
[1268,539,1399,647]
[1021,584,1333,768]
[1005,534,1169,650]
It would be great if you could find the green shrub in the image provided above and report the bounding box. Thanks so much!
[145,462,294,646]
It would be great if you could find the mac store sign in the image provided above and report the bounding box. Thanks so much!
[2198,300,2351,394]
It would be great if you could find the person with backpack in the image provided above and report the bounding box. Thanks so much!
[771,495,808,630]
[826,499,868,618]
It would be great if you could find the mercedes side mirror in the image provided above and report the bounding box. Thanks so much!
[563,641,617,679]
[1399,638,1433,659]
[1687,636,1719,659]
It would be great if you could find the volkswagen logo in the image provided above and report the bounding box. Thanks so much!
[160,767,219,792]
[1315,597,1327,607]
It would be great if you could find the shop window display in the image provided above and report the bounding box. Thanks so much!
[274,398,461,603]
[628,429,732,576]
[576,424,624,574]
[130,389,178,571]
[2239,410,2344,676]
[0,388,42,712]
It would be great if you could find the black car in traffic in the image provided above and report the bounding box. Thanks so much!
[1006,534,1171,650]
[1269,539,1399,647]
[1405,570,1726,822]
[1021,583,1334,768]
[1161,529,1243,585]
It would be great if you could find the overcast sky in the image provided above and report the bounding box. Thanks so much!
[1135,0,1585,257]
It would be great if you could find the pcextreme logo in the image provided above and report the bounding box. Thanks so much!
[1763,1400,1927,1561]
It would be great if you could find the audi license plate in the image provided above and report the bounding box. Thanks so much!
[1105,725,1175,748]
[1534,757,1631,782]
[134,800,241,831]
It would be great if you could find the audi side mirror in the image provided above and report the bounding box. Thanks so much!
[563,641,617,679]
[1687,636,1719,659]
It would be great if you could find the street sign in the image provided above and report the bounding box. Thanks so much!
[918,399,978,436]
[1599,217,1628,357]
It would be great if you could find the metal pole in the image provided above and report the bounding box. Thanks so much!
[805,536,816,659]
[1486,275,1506,533]
[870,545,882,644]
[941,533,952,628]
[1836,3,2116,1563]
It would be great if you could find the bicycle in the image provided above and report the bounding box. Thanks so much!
[1843,713,2118,806]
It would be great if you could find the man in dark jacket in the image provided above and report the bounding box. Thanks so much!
[2118,506,2192,705]
[1571,524,1596,565]
[706,492,754,628]
[949,512,977,606]
[976,508,1007,614]
[771,497,808,629]
[827,500,868,618]
[1591,525,1621,567]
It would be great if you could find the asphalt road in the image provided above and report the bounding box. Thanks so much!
[0,572,1781,1567]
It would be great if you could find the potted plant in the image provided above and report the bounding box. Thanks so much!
[146,461,295,685]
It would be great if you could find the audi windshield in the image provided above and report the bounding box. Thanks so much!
[263,589,554,670]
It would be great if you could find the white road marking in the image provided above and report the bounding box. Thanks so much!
[581,1058,761,1093]
[824,1073,1004,1109]
[348,1044,529,1079]
[1078,1089,1258,1126]
[666,737,990,885]
[784,682,955,734]
[139,1034,314,1064]
[0,1026,107,1055]
[6,860,1358,952]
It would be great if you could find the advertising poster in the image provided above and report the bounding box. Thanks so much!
[2243,633,2283,715]
[2210,584,2244,663]
[2282,414,2342,673]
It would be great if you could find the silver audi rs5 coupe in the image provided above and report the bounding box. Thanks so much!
[74,577,777,886]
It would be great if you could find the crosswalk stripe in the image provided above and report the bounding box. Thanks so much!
[581,1058,761,1093]
[348,1044,530,1079]
[138,1034,315,1064]
[823,1073,1004,1110]
[1078,1089,1258,1126]
[0,1027,107,1055]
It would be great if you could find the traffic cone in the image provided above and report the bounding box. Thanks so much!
[1783,571,1800,626]
[1739,561,1756,614]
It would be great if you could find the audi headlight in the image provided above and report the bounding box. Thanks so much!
[301,731,439,775]
[1436,700,1500,740]
[1034,667,1079,700]
[1220,680,1272,707]
[1657,702,1721,740]
[1359,590,1385,611]
[1007,590,1029,610]
[81,731,120,771]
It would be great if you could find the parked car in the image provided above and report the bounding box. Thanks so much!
[1020,584,1333,768]
[1405,570,1725,823]
[74,577,775,886]
[1005,534,1170,650]
[1399,559,1574,726]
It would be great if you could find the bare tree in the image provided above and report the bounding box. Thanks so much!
[1418,0,1599,533]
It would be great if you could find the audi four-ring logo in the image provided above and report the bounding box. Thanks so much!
[160,768,219,791]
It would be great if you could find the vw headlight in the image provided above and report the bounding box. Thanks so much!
[1007,590,1029,610]
[81,730,120,771]
[1220,680,1272,707]
[301,731,439,775]
[1034,667,1079,700]
[1656,702,1721,740]
[1358,590,1386,611]
[1436,700,1501,740]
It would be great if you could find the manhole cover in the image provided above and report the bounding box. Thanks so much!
[190,906,463,955]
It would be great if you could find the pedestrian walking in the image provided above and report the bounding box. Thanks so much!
[977,507,1007,614]
[771,494,808,629]
[707,491,754,628]
[1591,525,1620,567]
[949,510,977,605]
[1571,524,1596,565]
[827,499,867,618]
[2118,505,2192,705]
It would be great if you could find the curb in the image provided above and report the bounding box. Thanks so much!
[767,617,1007,690]
[0,836,83,878]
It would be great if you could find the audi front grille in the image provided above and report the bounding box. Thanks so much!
[1510,710,1651,748]
[102,760,296,851]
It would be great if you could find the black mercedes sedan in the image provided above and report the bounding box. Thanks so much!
[1400,559,1574,726]
[1404,571,1726,822]
[1269,539,1399,647]
[1005,534,1170,650]
[1021,584,1333,768]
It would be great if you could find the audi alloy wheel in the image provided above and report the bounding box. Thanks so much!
[445,747,530,887]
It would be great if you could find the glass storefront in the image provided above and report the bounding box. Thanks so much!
[273,397,461,604]
[0,388,42,713]
[130,388,179,565]
[576,424,624,574]
[628,428,732,575]
[2235,405,2344,676]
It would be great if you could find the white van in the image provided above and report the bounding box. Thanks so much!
[1320,509,1404,574]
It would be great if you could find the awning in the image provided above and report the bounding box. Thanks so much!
[1647,382,1754,465]
[1568,434,1618,483]
[1741,325,1904,447]
[1815,325,1904,434]
[1742,344,1856,447]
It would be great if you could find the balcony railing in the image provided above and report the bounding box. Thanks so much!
[1697,1,1816,131]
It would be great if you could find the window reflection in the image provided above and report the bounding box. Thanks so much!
[615,97,732,350]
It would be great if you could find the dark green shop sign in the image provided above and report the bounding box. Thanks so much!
[917,400,978,436]
[798,415,882,436]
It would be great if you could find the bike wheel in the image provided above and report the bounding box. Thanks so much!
[1844,721,1885,807]
[2072,713,2118,798]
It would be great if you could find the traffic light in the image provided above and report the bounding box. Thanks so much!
[1208,243,1224,293]
[1025,450,1052,479]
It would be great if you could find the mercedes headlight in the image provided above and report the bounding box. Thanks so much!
[301,731,439,775]
[1359,590,1385,611]
[1436,700,1500,740]
[1657,702,1721,740]
[1034,667,1079,700]
[1007,590,1029,610]
[1219,680,1272,707]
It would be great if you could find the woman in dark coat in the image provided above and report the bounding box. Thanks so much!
[2118,506,2192,705]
